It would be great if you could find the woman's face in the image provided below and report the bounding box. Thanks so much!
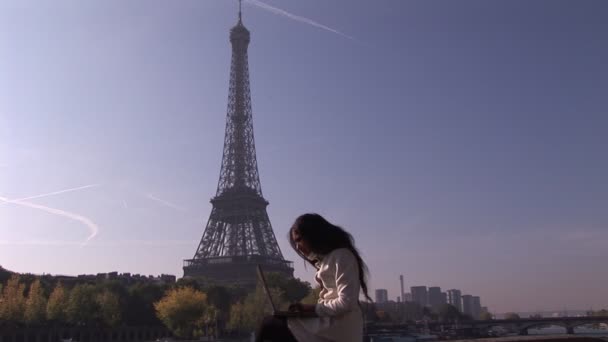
[291,229,312,257]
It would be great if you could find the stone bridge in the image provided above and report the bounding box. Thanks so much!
[366,316,608,337]
[459,316,608,335]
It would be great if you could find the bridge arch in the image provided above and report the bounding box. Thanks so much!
[569,320,608,329]
[473,322,520,335]
[521,322,568,331]
[479,323,516,330]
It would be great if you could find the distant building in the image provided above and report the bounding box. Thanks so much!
[447,289,463,312]
[400,275,405,303]
[428,287,443,310]
[441,292,447,306]
[411,286,428,307]
[67,272,176,286]
[404,292,412,302]
[376,300,399,313]
[472,296,482,319]
[375,289,389,303]
[100,271,118,280]
[462,295,474,317]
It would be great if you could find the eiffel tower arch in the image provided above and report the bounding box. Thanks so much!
[183,4,293,286]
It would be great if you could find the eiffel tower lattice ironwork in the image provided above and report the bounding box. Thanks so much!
[183,4,293,285]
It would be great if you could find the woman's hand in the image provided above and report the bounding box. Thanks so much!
[288,303,316,313]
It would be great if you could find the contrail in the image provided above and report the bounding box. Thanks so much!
[0,196,99,244]
[147,193,187,212]
[0,239,192,246]
[0,240,82,246]
[245,0,356,41]
[0,184,100,206]
[0,184,101,204]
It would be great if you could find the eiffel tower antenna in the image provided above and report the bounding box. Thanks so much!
[183,3,293,286]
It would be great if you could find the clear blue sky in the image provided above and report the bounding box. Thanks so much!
[1,0,607,314]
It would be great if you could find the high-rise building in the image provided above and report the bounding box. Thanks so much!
[428,287,443,310]
[183,3,293,285]
[404,293,412,302]
[447,289,463,312]
[400,275,405,303]
[411,286,428,307]
[441,292,448,306]
[472,296,482,319]
[462,294,474,317]
[375,289,388,304]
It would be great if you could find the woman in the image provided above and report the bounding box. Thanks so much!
[256,213,371,342]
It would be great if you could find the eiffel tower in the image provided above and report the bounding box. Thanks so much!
[183,2,293,286]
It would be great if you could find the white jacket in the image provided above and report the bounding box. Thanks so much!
[288,248,364,342]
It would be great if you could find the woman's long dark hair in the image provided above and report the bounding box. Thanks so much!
[288,213,372,302]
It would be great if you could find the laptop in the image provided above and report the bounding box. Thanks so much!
[256,264,317,318]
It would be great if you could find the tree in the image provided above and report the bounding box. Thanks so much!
[96,290,122,327]
[227,301,246,332]
[264,272,311,303]
[66,284,100,325]
[459,314,474,322]
[203,285,235,335]
[300,286,321,305]
[125,283,166,326]
[436,304,461,323]
[360,302,379,322]
[202,304,219,337]
[175,278,201,291]
[402,301,424,322]
[591,309,608,317]
[154,287,213,338]
[47,282,68,322]
[0,265,13,284]
[227,285,284,332]
[0,275,26,322]
[24,279,47,324]
[504,312,521,320]
[479,311,493,320]
[422,306,437,321]
[375,309,393,322]
[204,285,232,318]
